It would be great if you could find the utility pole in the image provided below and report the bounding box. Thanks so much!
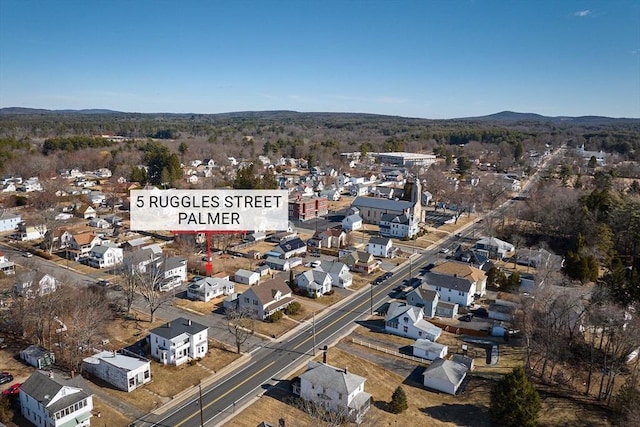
[370,283,373,315]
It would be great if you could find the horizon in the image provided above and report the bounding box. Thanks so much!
[1,1,639,119]
[2,106,639,121]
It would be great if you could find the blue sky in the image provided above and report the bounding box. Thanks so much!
[1,1,639,119]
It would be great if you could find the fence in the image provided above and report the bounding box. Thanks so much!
[351,338,427,364]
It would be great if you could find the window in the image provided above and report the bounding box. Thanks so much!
[144,370,150,379]
[403,316,408,323]
[253,299,258,305]
[129,378,135,387]
[403,326,408,333]
[418,331,422,337]
[244,297,250,303]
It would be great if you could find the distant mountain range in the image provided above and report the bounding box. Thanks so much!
[0,107,637,124]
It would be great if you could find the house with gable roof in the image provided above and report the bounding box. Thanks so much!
[317,260,352,288]
[473,236,515,260]
[272,237,307,259]
[187,277,235,302]
[379,213,419,239]
[65,231,102,261]
[422,357,469,395]
[238,276,294,320]
[384,302,442,341]
[295,269,333,297]
[75,203,96,219]
[19,370,93,427]
[339,250,379,274]
[86,243,123,269]
[367,236,394,258]
[422,271,476,307]
[0,211,21,232]
[406,287,439,317]
[297,361,371,424]
[431,261,487,297]
[15,272,59,298]
[413,339,448,361]
[0,251,15,275]
[341,213,363,231]
[149,317,208,366]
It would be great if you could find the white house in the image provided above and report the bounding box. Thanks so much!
[0,211,21,232]
[406,287,439,317]
[379,213,419,239]
[384,302,442,341]
[0,251,15,275]
[82,350,151,392]
[17,221,47,241]
[186,277,235,302]
[20,345,55,369]
[234,269,260,285]
[317,260,353,288]
[422,357,468,395]
[367,236,394,258]
[297,361,371,424]
[88,217,110,229]
[422,272,476,307]
[295,269,333,297]
[473,236,515,260]
[413,339,448,361]
[15,272,59,298]
[19,370,93,427]
[86,243,123,269]
[431,261,487,297]
[341,213,363,231]
[265,256,302,271]
[149,318,208,366]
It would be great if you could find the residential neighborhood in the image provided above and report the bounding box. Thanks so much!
[0,108,637,427]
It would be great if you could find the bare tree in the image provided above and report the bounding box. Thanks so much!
[291,396,353,427]
[225,306,255,354]
[136,257,174,322]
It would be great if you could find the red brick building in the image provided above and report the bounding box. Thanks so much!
[288,197,328,221]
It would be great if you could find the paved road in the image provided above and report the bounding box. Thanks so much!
[135,251,437,427]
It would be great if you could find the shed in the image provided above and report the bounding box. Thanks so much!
[413,339,448,361]
[20,345,55,369]
[422,357,468,395]
[234,269,260,285]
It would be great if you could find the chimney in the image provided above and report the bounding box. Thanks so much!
[48,371,54,379]
[344,367,348,374]
[167,322,171,328]
[322,345,328,364]
[188,319,192,326]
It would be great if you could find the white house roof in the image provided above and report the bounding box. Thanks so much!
[84,351,148,372]
[235,269,258,279]
[368,236,392,247]
[301,361,366,395]
[475,236,514,251]
[423,357,468,388]
[414,339,446,353]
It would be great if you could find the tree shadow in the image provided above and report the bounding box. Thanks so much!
[354,318,386,333]
[420,403,490,427]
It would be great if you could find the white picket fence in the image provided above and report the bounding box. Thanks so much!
[351,338,427,364]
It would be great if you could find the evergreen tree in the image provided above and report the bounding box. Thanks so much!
[390,386,408,414]
[490,367,541,427]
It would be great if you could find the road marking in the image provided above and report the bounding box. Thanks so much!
[173,360,276,427]
[292,283,392,352]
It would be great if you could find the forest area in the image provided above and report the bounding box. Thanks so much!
[0,109,640,424]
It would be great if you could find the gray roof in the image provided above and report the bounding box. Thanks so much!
[20,370,90,413]
[423,357,468,387]
[368,236,391,246]
[235,269,258,279]
[351,196,414,211]
[21,344,53,358]
[275,237,306,253]
[161,256,186,271]
[414,339,447,353]
[423,272,473,293]
[301,361,366,395]
[150,317,207,340]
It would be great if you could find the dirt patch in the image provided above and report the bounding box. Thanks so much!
[198,340,242,372]
[0,344,35,385]
[107,310,167,349]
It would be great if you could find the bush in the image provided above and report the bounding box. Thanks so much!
[267,311,284,322]
[285,301,301,316]
[389,386,408,414]
[324,289,335,296]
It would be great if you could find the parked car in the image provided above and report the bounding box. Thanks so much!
[459,314,473,322]
[97,279,110,287]
[439,248,450,254]
[0,372,13,385]
[2,383,21,396]
[22,252,33,258]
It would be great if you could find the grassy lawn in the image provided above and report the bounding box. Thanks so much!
[145,361,211,397]
[92,396,132,427]
[106,310,166,349]
[253,317,301,338]
[198,340,243,371]
[173,296,219,315]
